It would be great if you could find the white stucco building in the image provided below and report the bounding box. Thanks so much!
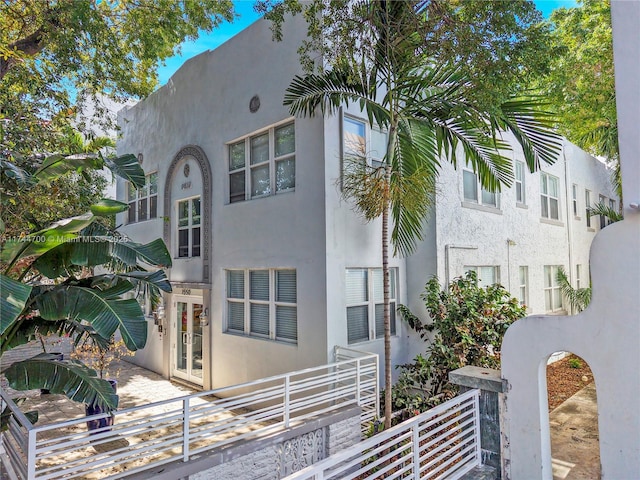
[116,16,617,390]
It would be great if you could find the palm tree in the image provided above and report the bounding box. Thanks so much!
[284,1,562,428]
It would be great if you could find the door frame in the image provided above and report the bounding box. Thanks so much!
[171,292,205,386]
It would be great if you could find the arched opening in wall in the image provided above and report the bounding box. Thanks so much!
[546,353,600,480]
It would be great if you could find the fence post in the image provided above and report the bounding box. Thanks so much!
[356,358,361,406]
[412,422,420,478]
[183,397,190,461]
[374,355,380,418]
[27,428,36,479]
[284,375,291,428]
[449,366,505,478]
[473,390,482,466]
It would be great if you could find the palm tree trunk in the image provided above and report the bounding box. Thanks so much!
[383,163,392,430]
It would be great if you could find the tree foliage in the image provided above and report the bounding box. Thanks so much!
[392,272,525,417]
[1,154,171,411]
[542,0,618,192]
[0,0,235,153]
[259,0,554,110]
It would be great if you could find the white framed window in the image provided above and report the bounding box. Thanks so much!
[464,266,500,286]
[540,172,560,220]
[518,266,528,307]
[599,194,607,229]
[515,161,526,204]
[177,197,201,258]
[576,264,582,289]
[342,116,388,169]
[225,269,297,343]
[228,121,295,203]
[585,189,592,228]
[127,172,158,224]
[346,268,397,344]
[572,184,579,217]
[544,265,563,312]
[463,170,499,208]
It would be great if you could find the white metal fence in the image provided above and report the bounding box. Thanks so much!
[0,349,378,480]
[283,388,481,480]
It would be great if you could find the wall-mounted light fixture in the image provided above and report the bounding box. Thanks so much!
[154,301,166,333]
[199,308,209,326]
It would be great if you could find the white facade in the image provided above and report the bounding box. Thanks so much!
[116,15,617,390]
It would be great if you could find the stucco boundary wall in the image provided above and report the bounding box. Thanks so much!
[125,406,362,480]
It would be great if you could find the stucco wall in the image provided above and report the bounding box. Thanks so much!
[419,134,616,317]
[116,12,617,390]
[117,16,329,387]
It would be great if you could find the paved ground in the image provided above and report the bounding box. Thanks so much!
[551,383,600,480]
[1,360,265,479]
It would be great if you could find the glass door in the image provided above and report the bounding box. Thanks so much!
[173,298,204,385]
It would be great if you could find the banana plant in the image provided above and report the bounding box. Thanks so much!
[1,152,171,412]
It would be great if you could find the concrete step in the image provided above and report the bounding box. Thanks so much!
[460,464,498,480]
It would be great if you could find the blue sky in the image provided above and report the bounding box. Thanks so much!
[157,0,578,86]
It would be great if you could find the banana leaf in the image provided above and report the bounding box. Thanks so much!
[0,274,32,335]
[35,285,147,350]
[4,354,118,410]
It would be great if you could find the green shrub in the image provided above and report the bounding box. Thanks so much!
[568,357,583,369]
[391,271,526,416]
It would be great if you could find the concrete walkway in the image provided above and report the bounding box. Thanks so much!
[1,360,263,479]
[551,383,600,480]
[1,358,202,425]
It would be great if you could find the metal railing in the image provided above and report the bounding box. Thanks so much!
[334,346,380,431]
[0,350,378,480]
[283,388,481,480]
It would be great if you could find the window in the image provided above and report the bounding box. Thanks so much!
[465,266,500,286]
[585,190,592,227]
[576,264,582,289]
[346,268,397,344]
[544,265,563,312]
[518,266,528,307]
[572,184,578,217]
[228,122,295,202]
[127,173,158,223]
[608,198,616,225]
[540,172,560,220]
[342,116,388,169]
[515,161,526,204]
[599,195,607,229]
[463,170,498,208]
[177,197,201,258]
[226,269,297,343]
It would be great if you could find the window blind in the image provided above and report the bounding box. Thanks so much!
[347,305,368,344]
[276,306,297,341]
[250,270,269,300]
[346,269,368,304]
[250,304,269,336]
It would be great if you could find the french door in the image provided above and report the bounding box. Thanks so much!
[172,297,204,385]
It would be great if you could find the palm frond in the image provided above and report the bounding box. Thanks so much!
[588,202,623,224]
[4,354,118,410]
[103,154,145,189]
[497,97,563,172]
[284,64,389,128]
[35,284,147,350]
[556,266,591,313]
[389,119,438,256]
[0,274,32,335]
[33,232,172,279]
